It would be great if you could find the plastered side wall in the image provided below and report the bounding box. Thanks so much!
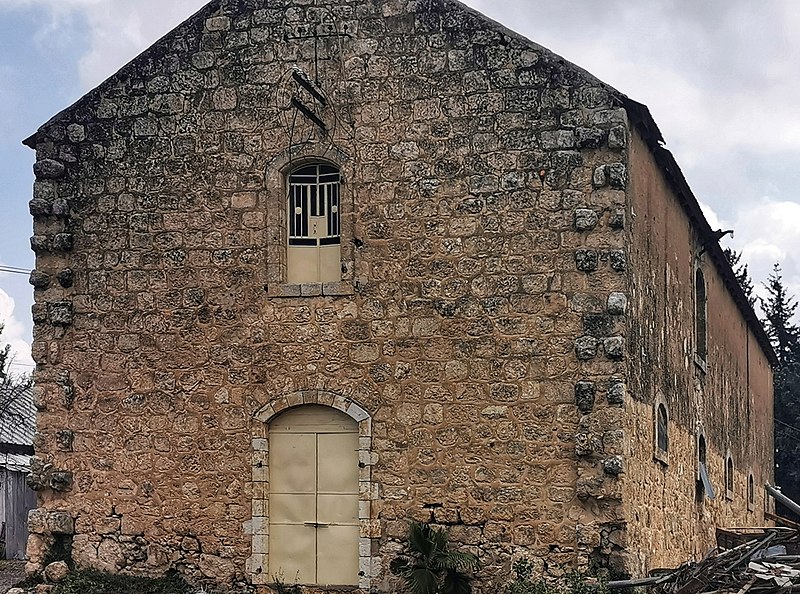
[621,128,774,575]
[25,0,632,589]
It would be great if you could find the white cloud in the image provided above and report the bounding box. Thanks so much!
[0,284,34,373]
[1,0,207,91]
[700,198,800,319]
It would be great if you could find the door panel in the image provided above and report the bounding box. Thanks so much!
[270,433,316,493]
[270,494,315,524]
[316,494,358,524]
[317,432,359,493]
[317,525,360,585]
[268,407,360,585]
[269,524,316,584]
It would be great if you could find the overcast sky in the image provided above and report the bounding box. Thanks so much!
[1,0,799,370]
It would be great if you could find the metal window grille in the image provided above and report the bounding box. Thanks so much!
[288,164,340,246]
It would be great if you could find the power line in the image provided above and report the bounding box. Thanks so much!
[776,418,800,436]
[0,265,32,276]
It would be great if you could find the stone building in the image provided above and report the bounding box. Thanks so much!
[22,0,775,590]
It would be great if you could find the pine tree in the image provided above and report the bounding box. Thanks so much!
[724,247,755,305]
[759,265,800,518]
[760,264,800,366]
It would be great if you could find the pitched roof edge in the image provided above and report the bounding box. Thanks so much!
[23,0,222,150]
[444,0,627,98]
[622,98,778,368]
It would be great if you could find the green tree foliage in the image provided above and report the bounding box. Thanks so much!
[724,248,756,305]
[0,322,33,425]
[390,522,480,594]
[759,265,800,516]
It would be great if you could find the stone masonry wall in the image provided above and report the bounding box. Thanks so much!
[27,0,640,589]
[621,129,774,575]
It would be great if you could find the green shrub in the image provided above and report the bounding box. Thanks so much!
[390,521,480,594]
[52,568,191,594]
[501,559,609,594]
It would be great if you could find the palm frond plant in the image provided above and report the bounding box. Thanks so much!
[390,521,480,594]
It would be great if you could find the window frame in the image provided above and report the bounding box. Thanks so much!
[654,397,669,465]
[695,428,715,501]
[250,393,375,589]
[694,267,708,369]
[263,149,355,298]
[724,450,734,501]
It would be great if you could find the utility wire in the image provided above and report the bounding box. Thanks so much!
[0,265,31,276]
[776,418,800,436]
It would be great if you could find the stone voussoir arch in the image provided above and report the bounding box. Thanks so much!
[247,389,376,588]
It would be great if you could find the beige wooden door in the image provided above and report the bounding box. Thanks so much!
[269,406,359,585]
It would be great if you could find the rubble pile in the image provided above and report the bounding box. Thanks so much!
[610,528,800,594]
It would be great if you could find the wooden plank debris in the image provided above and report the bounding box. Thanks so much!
[608,529,800,594]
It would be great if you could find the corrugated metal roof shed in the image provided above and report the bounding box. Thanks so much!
[0,453,31,473]
[0,388,35,448]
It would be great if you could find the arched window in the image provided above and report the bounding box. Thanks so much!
[656,404,668,451]
[724,453,734,500]
[287,163,341,284]
[696,432,715,501]
[748,473,755,511]
[654,400,669,464]
[269,405,359,585]
[695,268,707,362]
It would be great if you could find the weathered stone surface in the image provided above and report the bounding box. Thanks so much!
[575,381,596,413]
[609,208,625,230]
[56,268,74,288]
[33,159,66,180]
[47,302,73,326]
[602,456,625,476]
[46,511,74,534]
[607,292,627,315]
[44,561,70,583]
[583,313,613,337]
[96,538,124,572]
[575,250,598,272]
[575,336,598,360]
[51,233,74,252]
[574,208,599,231]
[198,554,236,583]
[29,271,50,289]
[603,336,625,360]
[28,508,48,534]
[30,235,49,253]
[607,380,626,406]
[29,198,52,216]
[609,250,626,271]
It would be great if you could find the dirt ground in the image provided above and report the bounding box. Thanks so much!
[0,560,26,593]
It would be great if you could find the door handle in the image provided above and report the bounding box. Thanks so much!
[303,522,330,527]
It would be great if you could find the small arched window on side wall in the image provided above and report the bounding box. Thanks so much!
[724,451,734,500]
[287,163,341,284]
[696,430,715,501]
[748,472,755,511]
[695,268,707,364]
[654,400,669,464]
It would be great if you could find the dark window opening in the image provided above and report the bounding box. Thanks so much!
[656,403,668,454]
[725,454,734,499]
[695,268,707,361]
[696,434,715,501]
[288,164,341,246]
